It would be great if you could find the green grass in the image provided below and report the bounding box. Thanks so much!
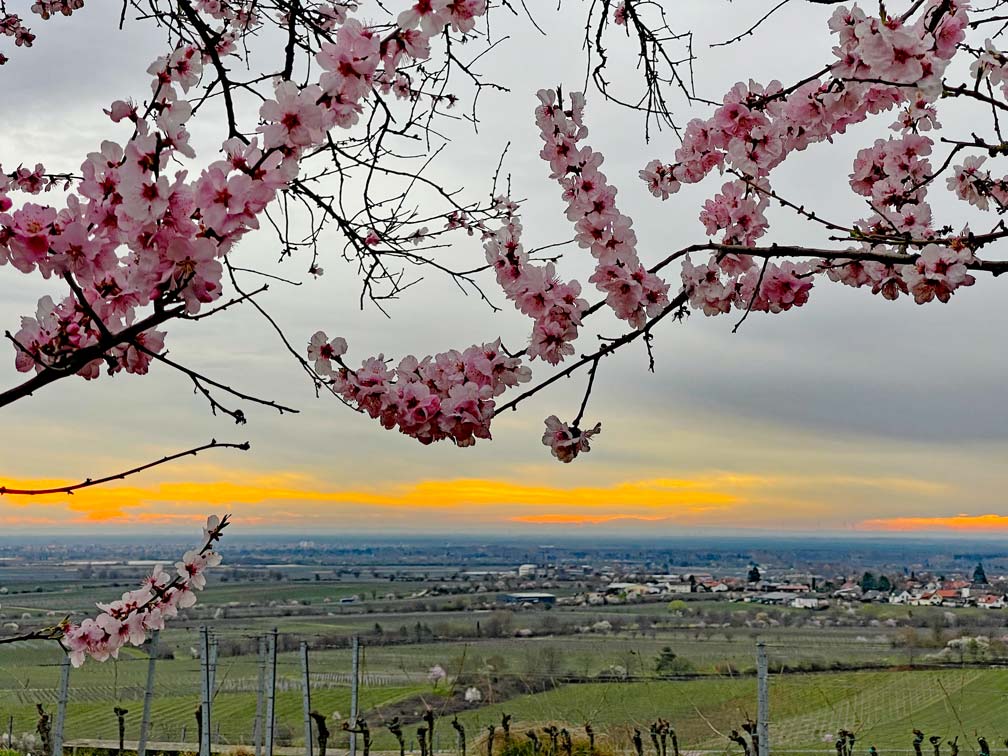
[368,669,1008,753]
[2,638,1004,753]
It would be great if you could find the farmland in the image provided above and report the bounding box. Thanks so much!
[4,537,1008,755]
[3,638,1007,754]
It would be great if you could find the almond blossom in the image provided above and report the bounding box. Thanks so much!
[542,415,602,464]
[310,336,530,447]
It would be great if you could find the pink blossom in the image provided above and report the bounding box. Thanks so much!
[260,81,327,150]
[164,237,222,313]
[904,244,976,304]
[61,516,227,666]
[397,0,449,35]
[3,202,55,272]
[947,156,993,210]
[542,416,601,463]
[760,262,814,313]
[639,159,679,199]
[308,330,348,375]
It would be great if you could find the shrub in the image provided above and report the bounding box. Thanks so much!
[487,728,614,756]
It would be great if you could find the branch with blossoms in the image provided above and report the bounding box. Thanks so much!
[300,0,1008,464]
[0,515,229,667]
[6,0,1008,475]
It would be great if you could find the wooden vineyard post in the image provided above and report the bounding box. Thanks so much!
[265,628,278,756]
[301,642,313,756]
[51,654,70,756]
[254,635,267,756]
[349,636,360,756]
[199,626,212,756]
[756,641,769,756]
[138,630,159,756]
[114,706,128,756]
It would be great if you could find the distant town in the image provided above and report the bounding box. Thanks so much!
[2,533,1006,620]
[484,559,1006,611]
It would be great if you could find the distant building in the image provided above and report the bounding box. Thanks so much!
[834,581,862,599]
[777,583,812,593]
[791,596,824,610]
[605,582,654,598]
[701,581,730,593]
[518,563,538,578]
[663,582,693,594]
[936,589,964,606]
[977,594,1005,609]
[502,591,556,606]
[754,591,794,605]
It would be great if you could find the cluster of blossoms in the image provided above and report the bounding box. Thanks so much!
[824,242,975,304]
[677,7,952,186]
[0,0,84,64]
[30,0,82,19]
[699,178,771,247]
[947,155,1008,211]
[681,254,814,316]
[308,334,530,447]
[2,162,54,196]
[535,88,670,329]
[11,295,165,377]
[0,11,35,54]
[632,2,975,315]
[971,40,1008,99]
[61,515,227,666]
[259,0,485,146]
[483,208,587,365]
[1,0,491,381]
[849,134,934,237]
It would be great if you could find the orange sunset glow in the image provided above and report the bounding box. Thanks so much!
[0,461,998,534]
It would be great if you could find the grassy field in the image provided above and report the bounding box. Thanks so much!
[368,668,1008,753]
[4,576,1007,754]
[3,632,1004,754]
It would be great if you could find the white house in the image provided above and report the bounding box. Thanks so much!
[791,596,823,609]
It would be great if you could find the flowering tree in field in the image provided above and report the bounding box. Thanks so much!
[2,0,1008,481]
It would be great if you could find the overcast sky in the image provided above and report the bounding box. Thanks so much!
[1,1,1006,537]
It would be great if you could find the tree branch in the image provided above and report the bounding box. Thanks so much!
[0,440,250,496]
